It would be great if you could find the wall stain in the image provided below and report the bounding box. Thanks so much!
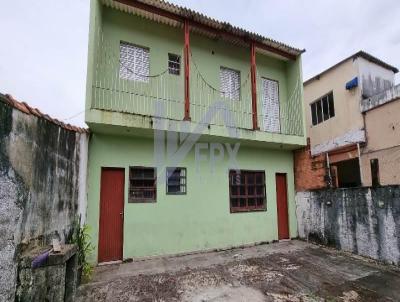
[297,186,400,266]
[0,101,87,301]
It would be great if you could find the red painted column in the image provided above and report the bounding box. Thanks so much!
[184,20,191,121]
[250,42,259,130]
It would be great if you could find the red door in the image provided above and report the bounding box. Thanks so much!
[276,173,289,240]
[98,168,124,263]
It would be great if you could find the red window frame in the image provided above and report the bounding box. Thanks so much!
[129,166,157,203]
[229,170,266,213]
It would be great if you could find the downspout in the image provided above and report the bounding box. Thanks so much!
[326,152,331,187]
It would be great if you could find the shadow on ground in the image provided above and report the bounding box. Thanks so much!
[77,240,400,301]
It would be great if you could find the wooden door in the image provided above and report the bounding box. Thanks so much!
[276,173,289,240]
[98,168,125,263]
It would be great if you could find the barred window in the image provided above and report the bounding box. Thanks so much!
[119,42,150,83]
[229,170,266,213]
[129,167,156,202]
[166,167,186,194]
[168,53,181,75]
[220,67,240,100]
[311,92,335,125]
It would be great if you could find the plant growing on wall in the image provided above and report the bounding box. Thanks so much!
[71,220,94,283]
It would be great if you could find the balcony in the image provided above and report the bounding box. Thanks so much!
[88,28,305,143]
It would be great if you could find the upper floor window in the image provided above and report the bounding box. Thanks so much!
[119,41,150,83]
[310,91,335,126]
[262,78,280,133]
[168,53,180,75]
[220,67,240,101]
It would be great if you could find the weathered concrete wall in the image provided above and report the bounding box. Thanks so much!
[358,56,395,99]
[296,186,400,265]
[0,99,88,301]
[361,83,400,112]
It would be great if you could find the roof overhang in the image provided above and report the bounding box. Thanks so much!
[101,0,305,60]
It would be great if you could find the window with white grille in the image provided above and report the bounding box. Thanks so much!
[262,78,280,133]
[220,67,240,101]
[119,42,150,83]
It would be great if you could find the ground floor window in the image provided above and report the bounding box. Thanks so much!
[129,167,156,202]
[166,167,187,194]
[229,170,266,213]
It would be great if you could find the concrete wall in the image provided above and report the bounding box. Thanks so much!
[0,100,88,301]
[361,83,400,112]
[296,187,400,265]
[304,59,364,154]
[87,133,298,263]
[358,57,395,99]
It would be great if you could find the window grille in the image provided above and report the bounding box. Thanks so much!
[129,167,156,202]
[262,78,280,133]
[119,42,150,83]
[168,53,181,75]
[166,167,186,194]
[229,170,266,213]
[311,92,335,125]
[220,67,240,100]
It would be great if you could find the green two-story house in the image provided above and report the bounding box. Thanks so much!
[85,0,306,264]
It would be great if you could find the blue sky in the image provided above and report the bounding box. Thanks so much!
[0,0,399,127]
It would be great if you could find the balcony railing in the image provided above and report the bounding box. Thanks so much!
[91,32,303,136]
[91,33,184,120]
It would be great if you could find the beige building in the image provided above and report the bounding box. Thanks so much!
[301,51,399,188]
[361,85,400,186]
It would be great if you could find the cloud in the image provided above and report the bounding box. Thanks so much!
[0,0,399,127]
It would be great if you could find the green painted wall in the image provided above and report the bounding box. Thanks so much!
[87,133,298,263]
[86,4,305,138]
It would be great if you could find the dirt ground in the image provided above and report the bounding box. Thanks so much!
[77,240,400,301]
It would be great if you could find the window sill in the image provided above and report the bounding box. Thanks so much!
[230,207,267,214]
[128,199,157,203]
[166,192,187,195]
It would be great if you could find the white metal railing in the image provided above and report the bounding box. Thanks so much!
[92,29,303,136]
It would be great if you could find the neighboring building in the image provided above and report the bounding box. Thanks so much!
[85,0,306,263]
[360,84,400,186]
[295,51,399,190]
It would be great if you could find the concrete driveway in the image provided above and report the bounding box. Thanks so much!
[77,240,400,301]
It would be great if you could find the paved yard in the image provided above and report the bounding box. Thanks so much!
[77,240,400,301]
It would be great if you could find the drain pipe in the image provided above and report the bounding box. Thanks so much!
[326,153,331,187]
[357,143,364,186]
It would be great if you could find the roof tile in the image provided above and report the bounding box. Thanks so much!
[0,93,88,133]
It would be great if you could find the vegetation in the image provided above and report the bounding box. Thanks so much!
[71,221,94,282]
